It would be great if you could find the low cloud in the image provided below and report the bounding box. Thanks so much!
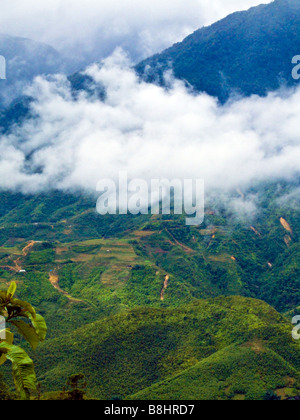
[0,50,299,208]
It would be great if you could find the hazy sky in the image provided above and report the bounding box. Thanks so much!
[0,0,273,63]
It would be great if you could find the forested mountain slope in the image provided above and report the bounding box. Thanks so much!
[136,0,300,102]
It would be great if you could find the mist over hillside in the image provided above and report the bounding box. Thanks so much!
[0,1,272,69]
[0,50,299,203]
[0,1,273,108]
[0,34,66,107]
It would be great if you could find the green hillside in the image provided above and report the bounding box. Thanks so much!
[0,182,298,322]
[32,296,300,400]
[130,344,299,401]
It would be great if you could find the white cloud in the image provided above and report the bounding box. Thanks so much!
[0,49,299,200]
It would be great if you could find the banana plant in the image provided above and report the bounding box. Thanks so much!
[0,282,47,400]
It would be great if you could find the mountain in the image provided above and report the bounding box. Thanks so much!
[3,0,299,124]
[3,0,300,129]
[0,34,65,107]
[136,0,300,102]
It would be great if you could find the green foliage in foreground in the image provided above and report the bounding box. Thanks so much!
[0,282,47,399]
[33,296,300,400]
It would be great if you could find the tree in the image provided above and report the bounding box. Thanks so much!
[66,373,87,400]
[0,282,47,400]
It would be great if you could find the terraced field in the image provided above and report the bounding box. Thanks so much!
[0,184,299,399]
